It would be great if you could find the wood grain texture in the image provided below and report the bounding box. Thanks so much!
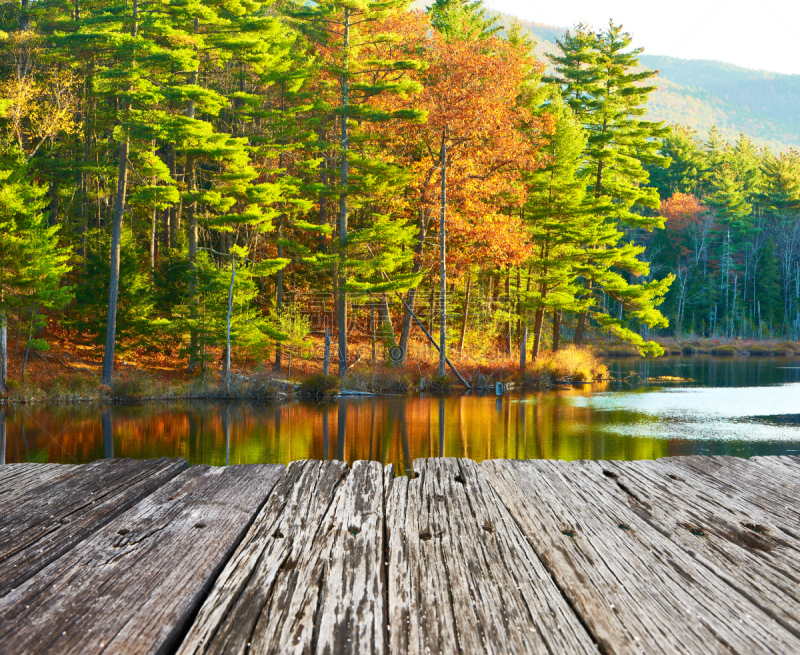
[0,464,283,655]
[0,462,76,500]
[482,458,800,654]
[664,455,800,530]
[386,458,598,655]
[592,458,800,639]
[0,457,187,597]
[177,459,386,655]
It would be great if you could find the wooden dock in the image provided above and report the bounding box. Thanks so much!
[2,456,800,654]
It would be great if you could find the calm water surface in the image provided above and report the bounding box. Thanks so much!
[4,356,800,474]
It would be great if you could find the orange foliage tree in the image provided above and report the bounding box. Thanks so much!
[373,21,550,357]
[660,192,713,328]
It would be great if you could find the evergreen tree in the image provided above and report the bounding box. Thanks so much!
[289,0,425,375]
[0,149,71,392]
[427,0,500,41]
[548,21,673,349]
[523,91,594,358]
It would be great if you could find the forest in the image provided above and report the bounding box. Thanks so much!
[0,0,798,395]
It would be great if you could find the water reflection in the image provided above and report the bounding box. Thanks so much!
[3,356,800,471]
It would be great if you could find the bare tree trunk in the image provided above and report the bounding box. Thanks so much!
[504,271,511,355]
[379,295,395,345]
[0,308,7,394]
[275,214,283,371]
[150,208,157,272]
[163,143,174,251]
[21,306,35,382]
[531,308,545,361]
[573,280,590,345]
[187,157,200,371]
[458,273,471,355]
[552,309,562,351]
[438,132,447,378]
[101,137,129,385]
[519,326,527,371]
[323,326,330,376]
[48,178,59,227]
[225,254,236,391]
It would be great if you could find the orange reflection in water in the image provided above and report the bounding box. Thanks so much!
[1,384,679,472]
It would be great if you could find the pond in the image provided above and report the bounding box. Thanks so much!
[3,355,800,475]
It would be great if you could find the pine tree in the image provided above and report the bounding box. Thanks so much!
[0,148,71,392]
[548,21,673,349]
[523,91,594,359]
[289,0,426,376]
[427,0,500,41]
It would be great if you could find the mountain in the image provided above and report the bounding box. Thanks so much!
[639,56,800,152]
[489,12,800,152]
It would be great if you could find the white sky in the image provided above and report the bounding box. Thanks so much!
[484,0,800,75]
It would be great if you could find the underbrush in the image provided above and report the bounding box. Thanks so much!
[538,346,608,382]
[298,373,340,397]
[342,366,412,394]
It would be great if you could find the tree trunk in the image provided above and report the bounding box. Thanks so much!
[398,209,426,363]
[573,280,590,345]
[0,308,7,394]
[48,178,59,227]
[101,0,136,386]
[458,273,471,355]
[20,0,29,30]
[162,142,174,251]
[337,8,350,378]
[275,214,283,371]
[21,306,35,382]
[149,208,157,272]
[531,308,545,361]
[439,131,447,378]
[323,326,330,376]
[552,309,562,351]
[225,255,235,391]
[519,326,527,372]
[101,138,129,385]
[318,152,328,253]
[379,295,394,345]
[504,271,511,355]
[187,157,199,371]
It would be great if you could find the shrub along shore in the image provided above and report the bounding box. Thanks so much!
[1,327,609,403]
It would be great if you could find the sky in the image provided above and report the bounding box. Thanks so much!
[483,0,800,75]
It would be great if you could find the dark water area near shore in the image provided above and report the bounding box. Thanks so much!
[3,356,800,474]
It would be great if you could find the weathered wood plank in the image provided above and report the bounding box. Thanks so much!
[177,459,386,655]
[593,458,800,639]
[663,455,800,531]
[387,458,598,655]
[0,464,283,655]
[0,463,76,500]
[0,457,187,597]
[482,458,800,654]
